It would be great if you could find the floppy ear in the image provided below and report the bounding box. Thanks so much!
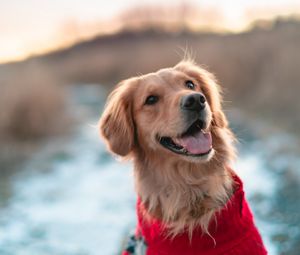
[175,61,228,128]
[99,81,135,156]
[212,109,228,128]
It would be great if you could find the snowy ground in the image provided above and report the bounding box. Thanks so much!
[0,125,136,255]
[235,153,278,255]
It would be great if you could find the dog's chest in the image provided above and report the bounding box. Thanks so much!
[123,175,267,255]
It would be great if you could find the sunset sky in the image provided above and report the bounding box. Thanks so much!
[1,0,300,63]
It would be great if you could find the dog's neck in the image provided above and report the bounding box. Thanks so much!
[133,153,234,236]
[132,128,235,236]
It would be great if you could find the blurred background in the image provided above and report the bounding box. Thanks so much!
[0,0,300,254]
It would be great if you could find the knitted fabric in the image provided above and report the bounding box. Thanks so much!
[123,174,267,255]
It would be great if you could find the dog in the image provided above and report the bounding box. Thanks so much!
[99,61,267,255]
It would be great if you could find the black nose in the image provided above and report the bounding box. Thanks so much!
[180,93,206,111]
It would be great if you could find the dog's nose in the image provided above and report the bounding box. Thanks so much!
[180,93,206,111]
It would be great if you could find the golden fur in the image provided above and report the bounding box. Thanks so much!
[100,61,236,237]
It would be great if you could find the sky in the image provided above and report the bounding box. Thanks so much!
[0,0,300,63]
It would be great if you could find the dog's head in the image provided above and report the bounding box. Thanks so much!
[100,61,231,164]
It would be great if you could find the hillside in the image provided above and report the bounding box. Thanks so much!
[1,18,300,133]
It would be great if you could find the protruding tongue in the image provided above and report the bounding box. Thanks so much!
[174,131,212,154]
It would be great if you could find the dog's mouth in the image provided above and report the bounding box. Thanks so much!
[158,119,212,157]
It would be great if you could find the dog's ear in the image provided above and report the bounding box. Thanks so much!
[212,109,228,128]
[175,61,228,128]
[99,80,136,157]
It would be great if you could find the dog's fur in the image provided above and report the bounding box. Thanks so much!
[100,61,237,237]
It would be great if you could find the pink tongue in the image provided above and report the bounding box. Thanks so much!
[174,131,212,154]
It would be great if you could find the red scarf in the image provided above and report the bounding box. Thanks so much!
[123,175,267,255]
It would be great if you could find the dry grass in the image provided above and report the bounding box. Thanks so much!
[0,64,68,141]
[41,18,299,132]
[1,17,300,139]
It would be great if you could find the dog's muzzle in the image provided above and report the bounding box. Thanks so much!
[157,92,213,157]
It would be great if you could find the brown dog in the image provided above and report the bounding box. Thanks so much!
[99,61,266,255]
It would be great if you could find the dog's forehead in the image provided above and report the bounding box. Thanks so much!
[140,68,187,88]
[157,68,186,80]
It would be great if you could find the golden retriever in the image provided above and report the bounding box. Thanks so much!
[99,61,266,254]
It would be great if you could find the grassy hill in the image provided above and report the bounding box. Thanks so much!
[1,18,300,139]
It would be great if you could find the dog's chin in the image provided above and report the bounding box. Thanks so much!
[157,119,214,163]
[182,148,215,163]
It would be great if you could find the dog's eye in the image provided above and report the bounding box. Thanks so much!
[145,95,159,105]
[185,80,195,90]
